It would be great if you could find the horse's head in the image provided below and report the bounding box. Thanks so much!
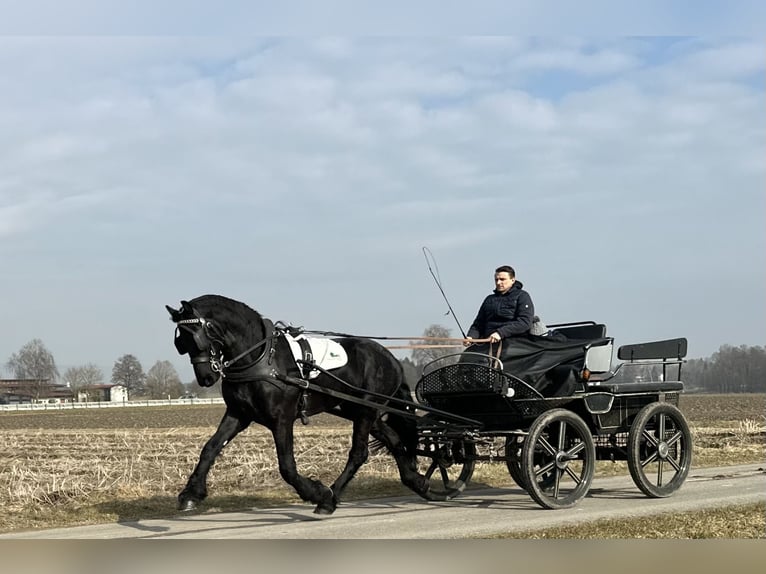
[166,300,227,387]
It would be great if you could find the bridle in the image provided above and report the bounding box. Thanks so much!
[171,311,281,381]
[174,317,227,374]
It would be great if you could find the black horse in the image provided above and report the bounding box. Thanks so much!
[166,294,432,514]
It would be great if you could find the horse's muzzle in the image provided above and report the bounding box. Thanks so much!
[197,373,222,387]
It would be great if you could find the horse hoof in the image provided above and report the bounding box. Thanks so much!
[419,484,441,501]
[313,506,335,515]
[178,499,198,512]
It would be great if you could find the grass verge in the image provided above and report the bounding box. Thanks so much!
[485,502,765,539]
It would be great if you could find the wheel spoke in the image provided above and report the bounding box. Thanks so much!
[666,454,682,472]
[656,459,664,486]
[640,449,659,467]
[557,421,567,451]
[666,430,683,448]
[562,433,586,484]
[424,460,438,480]
[537,435,557,457]
[565,440,586,459]
[536,458,556,480]
[564,465,583,484]
[439,466,450,486]
[642,429,659,448]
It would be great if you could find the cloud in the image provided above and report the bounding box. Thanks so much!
[678,40,766,79]
[514,42,641,76]
[0,202,38,237]
[0,36,762,376]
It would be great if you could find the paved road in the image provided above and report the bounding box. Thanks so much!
[2,463,763,539]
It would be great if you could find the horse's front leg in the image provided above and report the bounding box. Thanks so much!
[178,410,248,512]
[328,414,374,504]
[271,422,336,515]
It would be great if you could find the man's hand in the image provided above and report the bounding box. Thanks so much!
[489,332,501,343]
[463,336,473,347]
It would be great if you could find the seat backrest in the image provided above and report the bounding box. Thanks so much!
[551,323,607,340]
[617,337,688,360]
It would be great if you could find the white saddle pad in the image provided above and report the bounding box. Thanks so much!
[286,334,348,379]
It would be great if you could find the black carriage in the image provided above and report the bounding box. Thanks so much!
[413,321,693,509]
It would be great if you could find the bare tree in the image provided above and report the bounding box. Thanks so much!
[63,364,104,399]
[410,324,456,368]
[6,339,59,380]
[111,354,146,397]
[5,339,59,400]
[145,360,184,399]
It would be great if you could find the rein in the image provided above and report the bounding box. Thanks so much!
[300,331,479,342]
[297,329,491,350]
[223,334,273,370]
[175,310,492,379]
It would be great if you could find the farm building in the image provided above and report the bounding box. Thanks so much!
[0,378,75,404]
[77,384,128,403]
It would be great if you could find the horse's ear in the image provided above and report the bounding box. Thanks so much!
[180,300,193,314]
[166,304,181,321]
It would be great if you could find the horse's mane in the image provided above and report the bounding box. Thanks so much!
[188,294,265,339]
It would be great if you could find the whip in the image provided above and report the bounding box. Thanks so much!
[422,246,467,339]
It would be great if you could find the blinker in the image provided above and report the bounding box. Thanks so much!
[174,324,211,354]
[174,328,186,354]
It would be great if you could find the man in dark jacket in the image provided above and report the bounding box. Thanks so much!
[464,265,535,345]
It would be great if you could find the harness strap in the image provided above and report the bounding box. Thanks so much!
[223,318,277,370]
[296,338,313,373]
[297,392,310,425]
[295,338,314,423]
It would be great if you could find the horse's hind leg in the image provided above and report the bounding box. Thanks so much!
[271,422,336,515]
[328,415,375,504]
[371,418,431,499]
[178,411,248,512]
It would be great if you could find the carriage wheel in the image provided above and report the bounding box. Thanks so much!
[504,436,556,492]
[420,439,476,500]
[505,435,528,490]
[628,402,692,498]
[521,409,595,510]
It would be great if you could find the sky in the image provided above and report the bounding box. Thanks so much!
[1,5,764,383]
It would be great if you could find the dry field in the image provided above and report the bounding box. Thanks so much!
[0,393,763,534]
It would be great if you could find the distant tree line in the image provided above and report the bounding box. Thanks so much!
[681,345,766,393]
[3,339,201,400]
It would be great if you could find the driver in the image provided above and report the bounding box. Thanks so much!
[463,265,535,347]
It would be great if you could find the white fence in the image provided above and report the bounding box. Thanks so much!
[0,397,225,411]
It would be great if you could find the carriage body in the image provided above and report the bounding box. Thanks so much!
[413,321,693,509]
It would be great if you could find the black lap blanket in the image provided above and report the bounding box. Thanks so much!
[463,334,610,397]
